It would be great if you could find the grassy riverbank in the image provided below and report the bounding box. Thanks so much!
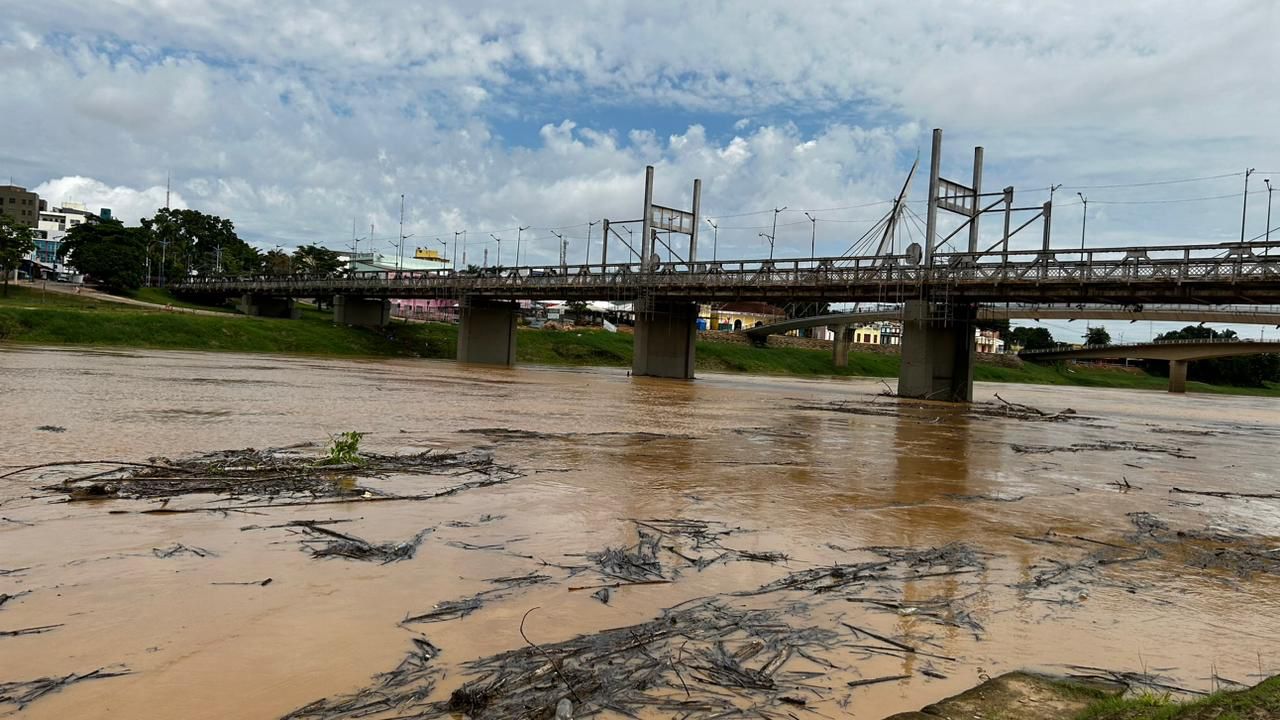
[2,288,1277,396]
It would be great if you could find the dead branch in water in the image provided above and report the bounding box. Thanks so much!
[0,667,132,711]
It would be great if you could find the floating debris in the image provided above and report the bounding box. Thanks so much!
[280,521,432,564]
[152,543,215,559]
[0,667,132,712]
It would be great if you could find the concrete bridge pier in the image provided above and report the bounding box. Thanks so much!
[830,324,851,368]
[1168,359,1188,393]
[458,298,517,366]
[897,300,977,402]
[633,299,698,379]
[333,296,390,328]
[238,293,299,319]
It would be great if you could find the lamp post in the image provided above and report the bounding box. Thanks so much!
[516,225,529,267]
[758,232,774,259]
[552,230,565,269]
[489,233,501,267]
[770,206,786,260]
[803,212,816,261]
[1265,178,1273,256]
[704,219,718,262]
[1241,168,1255,243]
[1077,192,1088,261]
[436,237,447,269]
[586,219,599,265]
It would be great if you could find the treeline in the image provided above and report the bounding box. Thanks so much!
[58,208,343,292]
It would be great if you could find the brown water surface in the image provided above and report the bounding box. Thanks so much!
[1,346,1278,718]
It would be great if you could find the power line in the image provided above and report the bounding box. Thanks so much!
[1056,171,1243,190]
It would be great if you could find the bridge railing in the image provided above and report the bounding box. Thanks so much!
[175,240,1280,293]
[1019,337,1280,355]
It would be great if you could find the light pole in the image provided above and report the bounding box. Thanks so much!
[1265,178,1273,256]
[453,231,464,270]
[516,225,529,267]
[1241,168,1255,243]
[586,219,599,265]
[803,212,817,261]
[436,237,447,269]
[770,206,786,260]
[552,230,565,269]
[1077,192,1088,261]
[758,232,774,259]
[704,219,718,262]
[490,233,501,267]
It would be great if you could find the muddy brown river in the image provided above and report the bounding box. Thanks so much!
[2,346,1278,719]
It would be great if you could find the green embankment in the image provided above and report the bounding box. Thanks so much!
[1076,676,1280,719]
[1,287,1276,396]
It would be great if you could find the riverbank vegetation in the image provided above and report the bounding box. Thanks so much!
[1,292,1277,396]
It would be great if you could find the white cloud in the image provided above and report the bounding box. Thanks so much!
[33,176,182,225]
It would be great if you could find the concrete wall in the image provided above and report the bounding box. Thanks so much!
[238,293,299,319]
[634,299,698,379]
[458,299,517,366]
[333,296,390,328]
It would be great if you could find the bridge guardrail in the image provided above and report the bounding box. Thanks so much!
[175,240,1280,296]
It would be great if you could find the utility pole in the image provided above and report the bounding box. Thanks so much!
[1241,168,1255,243]
[586,219,599,265]
[490,233,501,266]
[803,212,816,260]
[1077,192,1088,261]
[516,225,529,267]
[705,219,718,262]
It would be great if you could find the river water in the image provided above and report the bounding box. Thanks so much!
[1,346,1278,719]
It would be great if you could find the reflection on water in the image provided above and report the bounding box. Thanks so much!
[1,345,1278,720]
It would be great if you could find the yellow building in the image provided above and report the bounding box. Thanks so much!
[851,325,881,344]
[700,302,785,332]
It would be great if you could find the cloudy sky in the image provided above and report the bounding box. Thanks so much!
[4,1,1278,339]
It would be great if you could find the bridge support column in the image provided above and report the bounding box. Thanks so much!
[830,325,851,368]
[897,300,977,402]
[1168,359,1188,394]
[237,293,299,319]
[458,298,517,366]
[633,299,697,379]
[333,296,390,328]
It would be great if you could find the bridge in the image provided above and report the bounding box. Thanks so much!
[744,303,1280,371]
[174,129,1280,402]
[1019,339,1280,393]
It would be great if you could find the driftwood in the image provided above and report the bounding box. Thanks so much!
[0,667,132,711]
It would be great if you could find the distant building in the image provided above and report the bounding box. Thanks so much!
[30,203,101,279]
[851,325,881,344]
[348,248,450,273]
[700,302,785,332]
[0,184,40,228]
[975,328,1006,354]
[877,321,903,346]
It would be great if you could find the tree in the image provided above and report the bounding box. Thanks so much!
[141,208,259,279]
[263,249,291,276]
[0,213,35,297]
[58,220,148,292]
[1008,326,1056,351]
[291,244,343,276]
[1085,327,1111,346]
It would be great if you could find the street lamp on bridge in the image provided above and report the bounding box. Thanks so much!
[704,218,718,262]
[1077,192,1088,261]
[803,212,817,260]
[1241,168,1256,243]
[516,225,529,267]
[490,233,501,267]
